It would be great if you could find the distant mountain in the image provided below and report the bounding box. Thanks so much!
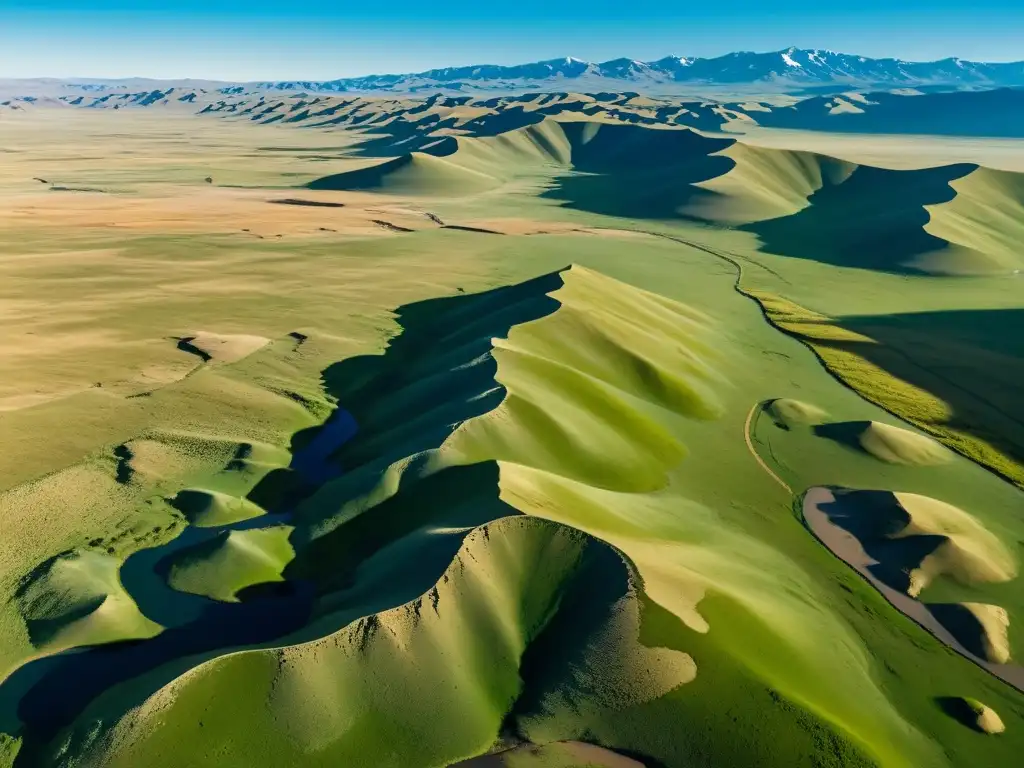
[249,48,1024,94]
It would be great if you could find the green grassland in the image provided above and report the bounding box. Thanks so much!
[0,105,1022,767]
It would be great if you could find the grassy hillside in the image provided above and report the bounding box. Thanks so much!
[1,107,1023,768]
[308,118,1024,276]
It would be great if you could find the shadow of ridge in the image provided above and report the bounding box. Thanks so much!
[175,336,211,362]
[306,154,415,191]
[743,163,977,274]
[491,529,673,768]
[288,460,510,595]
[319,267,565,425]
[927,603,996,661]
[816,488,910,539]
[820,488,946,595]
[835,307,1024,481]
[502,532,633,729]
[813,420,872,454]
[758,89,1024,138]
[5,269,574,761]
[14,462,517,766]
[11,578,315,758]
[268,198,345,208]
[935,696,991,732]
[540,127,736,220]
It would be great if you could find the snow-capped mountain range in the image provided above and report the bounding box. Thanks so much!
[247,48,1024,94]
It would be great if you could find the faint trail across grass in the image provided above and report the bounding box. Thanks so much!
[743,401,792,494]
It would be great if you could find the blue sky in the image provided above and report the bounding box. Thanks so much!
[2,1,1023,80]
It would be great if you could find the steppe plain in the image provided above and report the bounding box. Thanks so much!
[0,89,1023,767]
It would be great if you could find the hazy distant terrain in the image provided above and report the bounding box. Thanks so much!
[4,47,1024,100]
[1,72,1023,768]
[9,84,1024,139]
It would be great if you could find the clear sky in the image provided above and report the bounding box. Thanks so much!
[2,1,1023,80]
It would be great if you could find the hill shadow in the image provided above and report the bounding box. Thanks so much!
[2,274,567,762]
[311,269,563,469]
[817,489,945,594]
[813,421,873,455]
[759,89,1024,138]
[927,604,998,661]
[743,163,975,273]
[541,126,735,219]
[835,307,1024,479]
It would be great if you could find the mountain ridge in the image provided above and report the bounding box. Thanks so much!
[249,47,1024,94]
[11,47,1024,98]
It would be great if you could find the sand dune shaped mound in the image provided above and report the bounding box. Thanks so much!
[15,549,161,654]
[815,420,952,465]
[164,525,295,603]
[858,422,952,465]
[928,602,1011,664]
[167,488,267,528]
[894,492,1016,595]
[766,398,828,428]
[686,143,857,224]
[941,697,1006,734]
[307,152,500,196]
[176,331,270,364]
[451,266,726,491]
[821,490,1016,597]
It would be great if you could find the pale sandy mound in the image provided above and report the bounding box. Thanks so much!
[961,603,1011,664]
[964,698,1006,734]
[893,492,1017,596]
[178,332,269,364]
[929,602,1011,664]
[976,704,1006,734]
[860,422,952,466]
[767,398,828,428]
[168,488,267,528]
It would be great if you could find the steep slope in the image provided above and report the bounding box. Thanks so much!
[20,265,958,768]
[163,525,295,602]
[15,550,161,656]
[303,117,1024,275]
